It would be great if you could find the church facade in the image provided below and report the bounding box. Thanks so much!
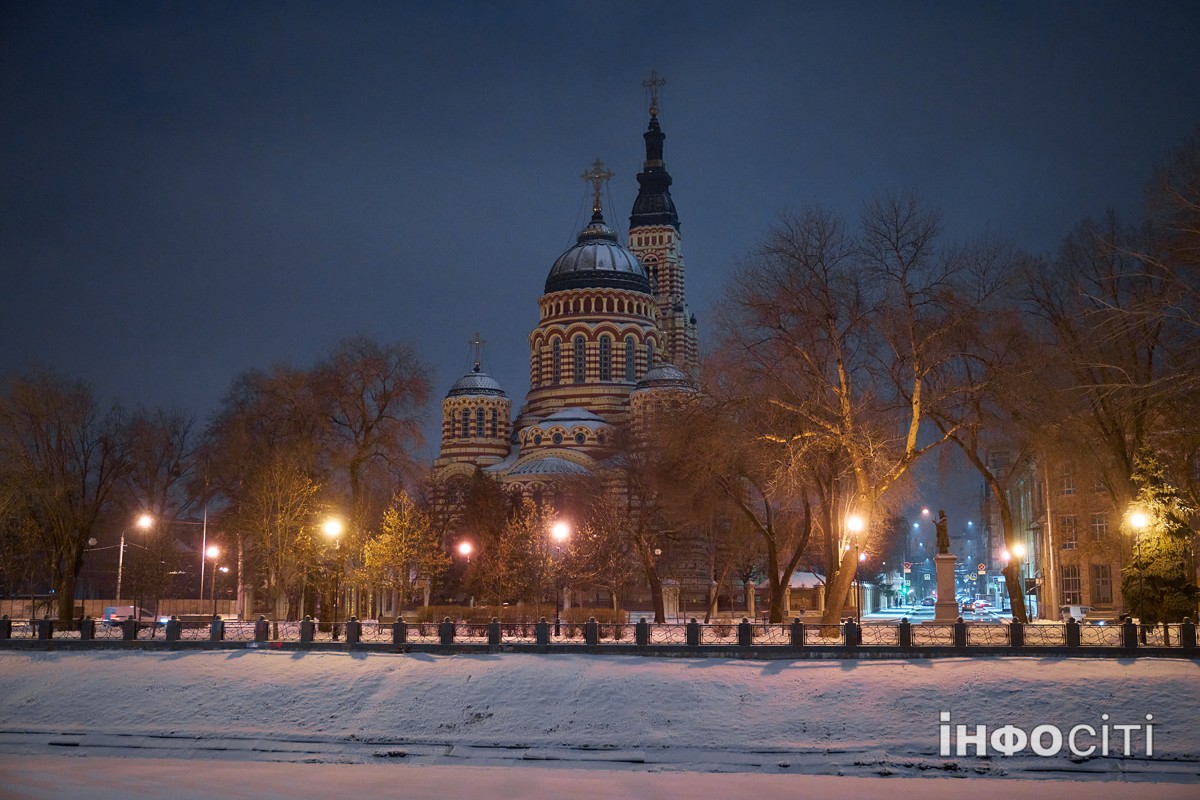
[432,86,698,497]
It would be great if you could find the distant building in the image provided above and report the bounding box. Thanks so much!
[980,450,1126,620]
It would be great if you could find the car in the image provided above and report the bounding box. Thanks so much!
[973,598,993,609]
[1059,604,1092,623]
[920,597,936,607]
[961,600,975,613]
[100,606,157,627]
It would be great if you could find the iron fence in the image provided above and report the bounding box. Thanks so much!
[0,614,1194,656]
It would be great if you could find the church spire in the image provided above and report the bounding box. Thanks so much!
[630,71,678,231]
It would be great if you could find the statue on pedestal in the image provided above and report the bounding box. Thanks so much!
[935,509,950,554]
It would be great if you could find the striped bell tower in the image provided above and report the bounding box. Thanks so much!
[628,72,698,376]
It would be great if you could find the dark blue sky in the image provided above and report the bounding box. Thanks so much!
[3,2,1199,522]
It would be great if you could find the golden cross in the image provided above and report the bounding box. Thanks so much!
[468,332,485,370]
[580,158,614,214]
[642,70,666,117]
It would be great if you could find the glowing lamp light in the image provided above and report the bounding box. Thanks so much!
[136,514,154,530]
[1129,511,1149,530]
[1011,542,1027,558]
[458,542,473,557]
[205,545,220,560]
[551,521,571,543]
[322,518,345,539]
[847,515,865,533]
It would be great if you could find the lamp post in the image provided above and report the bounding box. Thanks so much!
[847,515,865,622]
[115,514,154,604]
[550,521,571,637]
[206,546,227,617]
[323,517,345,640]
[457,542,474,607]
[1129,510,1149,561]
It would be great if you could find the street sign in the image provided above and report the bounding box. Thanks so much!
[903,561,912,573]
[977,563,986,574]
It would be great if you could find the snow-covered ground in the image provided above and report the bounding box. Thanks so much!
[1,650,1196,798]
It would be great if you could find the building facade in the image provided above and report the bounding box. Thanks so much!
[432,88,698,501]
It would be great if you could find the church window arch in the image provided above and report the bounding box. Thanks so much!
[599,335,612,381]
[647,341,655,370]
[534,344,542,386]
[476,408,484,438]
[490,408,498,437]
[552,339,561,384]
[450,412,456,438]
[625,337,636,382]
[573,335,586,383]
[461,409,470,439]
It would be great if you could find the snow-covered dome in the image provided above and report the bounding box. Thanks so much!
[545,210,650,295]
[446,365,507,398]
[633,363,694,392]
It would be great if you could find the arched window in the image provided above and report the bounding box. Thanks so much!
[573,335,586,383]
[599,335,612,381]
[476,408,485,438]
[461,409,470,439]
[534,344,542,387]
[647,341,655,370]
[625,337,636,382]
[450,412,456,438]
[552,339,561,384]
[490,408,498,437]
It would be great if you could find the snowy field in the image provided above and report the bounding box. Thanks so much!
[0,651,1197,798]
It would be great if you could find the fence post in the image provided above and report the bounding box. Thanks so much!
[584,617,599,646]
[1181,618,1196,651]
[166,616,181,642]
[953,617,967,648]
[790,618,805,648]
[899,618,912,649]
[1009,620,1024,649]
[1065,618,1081,648]
[686,618,700,647]
[844,619,859,649]
[1121,618,1138,649]
[0,615,10,640]
[635,618,650,646]
[392,619,408,645]
[488,617,501,646]
[37,616,53,640]
[535,617,550,645]
[210,615,225,642]
[80,616,95,641]
[122,618,138,641]
[737,617,753,647]
[300,616,315,644]
[439,617,456,645]
[254,616,269,642]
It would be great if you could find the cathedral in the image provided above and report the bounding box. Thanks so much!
[432,77,698,496]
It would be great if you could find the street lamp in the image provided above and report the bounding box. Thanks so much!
[205,546,225,617]
[1129,510,1149,560]
[846,515,865,620]
[323,517,345,640]
[115,514,154,604]
[550,521,571,636]
[457,542,474,607]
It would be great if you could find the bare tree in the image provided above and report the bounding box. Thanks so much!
[0,371,130,621]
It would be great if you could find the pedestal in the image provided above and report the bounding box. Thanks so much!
[933,553,959,622]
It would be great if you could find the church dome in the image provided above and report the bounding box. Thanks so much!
[545,210,651,295]
[446,365,507,398]
[633,363,694,392]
